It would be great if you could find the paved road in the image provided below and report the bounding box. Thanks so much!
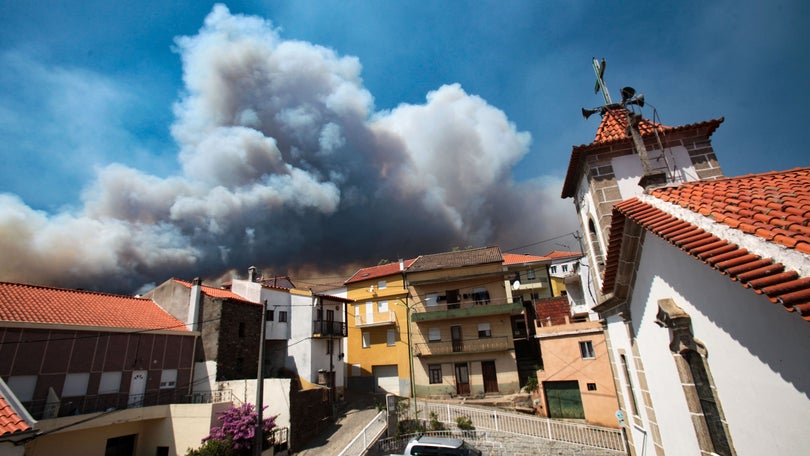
[294,392,383,455]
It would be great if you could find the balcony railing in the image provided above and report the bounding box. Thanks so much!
[312,319,348,337]
[21,388,234,421]
[414,336,510,356]
[355,310,397,328]
[411,301,523,322]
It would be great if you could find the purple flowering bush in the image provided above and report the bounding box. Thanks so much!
[188,403,277,456]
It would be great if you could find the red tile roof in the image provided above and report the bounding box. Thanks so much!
[543,250,583,261]
[0,282,189,331]
[345,259,415,284]
[502,253,550,265]
[172,278,256,303]
[601,167,810,321]
[561,110,724,198]
[0,394,32,437]
[593,107,671,144]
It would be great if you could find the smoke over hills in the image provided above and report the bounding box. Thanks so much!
[0,5,576,294]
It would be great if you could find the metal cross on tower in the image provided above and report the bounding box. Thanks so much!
[592,57,612,105]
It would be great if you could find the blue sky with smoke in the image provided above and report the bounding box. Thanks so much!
[0,1,807,292]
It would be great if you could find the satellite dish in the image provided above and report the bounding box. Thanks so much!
[512,280,521,290]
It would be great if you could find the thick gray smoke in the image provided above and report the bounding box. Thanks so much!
[0,5,576,293]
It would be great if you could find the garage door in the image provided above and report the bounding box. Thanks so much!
[373,365,399,394]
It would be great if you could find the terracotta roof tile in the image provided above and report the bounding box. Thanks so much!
[542,250,583,260]
[502,253,551,265]
[602,168,810,321]
[0,282,189,331]
[592,107,671,144]
[172,278,255,303]
[0,394,32,437]
[345,259,416,284]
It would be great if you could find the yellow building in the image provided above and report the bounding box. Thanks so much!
[344,259,415,396]
[544,250,583,297]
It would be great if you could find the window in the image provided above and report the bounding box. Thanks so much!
[620,353,640,415]
[429,365,442,384]
[362,331,370,348]
[587,382,597,391]
[378,280,387,289]
[266,309,274,321]
[238,322,246,337]
[579,341,595,359]
[428,328,441,342]
[471,287,490,305]
[279,311,288,322]
[377,300,389,313]
[477,322,492,338]
[160,369,177,389]
[550,266,557,274]
[562,264,569,273]
[387,329,396,346]
[425,292,439,307]
[63,373,90,397]
[99,372,122,394]
[527,269,536,280]
[7,376,37,402]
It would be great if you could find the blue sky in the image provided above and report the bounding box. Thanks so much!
[1,1,808,292]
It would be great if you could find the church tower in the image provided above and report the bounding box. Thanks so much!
[562,59,725,297]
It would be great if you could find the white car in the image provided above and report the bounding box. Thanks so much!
[389,435,482,456]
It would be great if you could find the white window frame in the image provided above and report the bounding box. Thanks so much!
[377,300,389,313]
[362,331,370,348]
[7,375,37,402]
[428,327,441,342]
[477,322,492,338]
[387,329,396,346]
[160,369,178,389]
[378,280,387,289]
[99,371,122,394]
[579,340,595,359]
[63,373,90,397]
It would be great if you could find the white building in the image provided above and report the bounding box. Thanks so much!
[562,99,810,455]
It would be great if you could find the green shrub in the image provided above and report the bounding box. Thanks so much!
[428,411,446,431]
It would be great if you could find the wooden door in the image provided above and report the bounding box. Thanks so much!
[482,361,498,393]
[454,363,470,396]
[451,325,463,352]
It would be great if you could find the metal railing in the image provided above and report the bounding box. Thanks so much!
[414,336,510,356]
[22,388,234,420]
[312,319,348,337]
[400,401,625,453]
[337,410,387,456]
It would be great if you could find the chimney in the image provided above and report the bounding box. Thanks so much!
[399,259,405,271]
[187,277,203,332]
[248,266,257,282]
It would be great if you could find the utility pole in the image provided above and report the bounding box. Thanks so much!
[254,300,268,456]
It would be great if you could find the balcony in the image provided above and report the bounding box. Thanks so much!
[411,301,523,322]
[355,310,397,328]
[312,319,348,337]
[414,336,510,357]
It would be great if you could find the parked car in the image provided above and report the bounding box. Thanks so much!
[389,435,482,456]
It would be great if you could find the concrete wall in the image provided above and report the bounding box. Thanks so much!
[218,378,292,431]
[607,234,810,455]
[25,403,229,456]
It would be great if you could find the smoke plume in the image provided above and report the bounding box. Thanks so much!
[0,5,576,293]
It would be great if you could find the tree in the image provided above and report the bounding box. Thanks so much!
[188,403,277,456]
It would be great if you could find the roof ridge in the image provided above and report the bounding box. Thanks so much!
[0,280,147,300]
